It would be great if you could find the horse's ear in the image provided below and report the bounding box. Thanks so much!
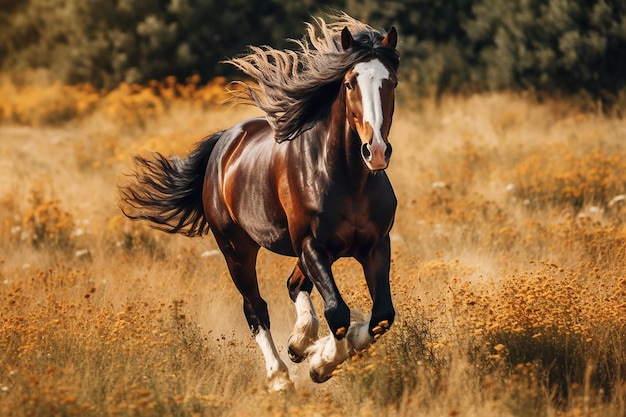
[382,27,398,49]
[341,27,354,50]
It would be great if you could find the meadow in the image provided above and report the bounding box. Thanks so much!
[1,72,626,416]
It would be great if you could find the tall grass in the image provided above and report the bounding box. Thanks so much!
[1,78,626,416]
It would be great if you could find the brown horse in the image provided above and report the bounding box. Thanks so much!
[120,13,399,390]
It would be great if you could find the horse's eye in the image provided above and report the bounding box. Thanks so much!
[345,82,352,91]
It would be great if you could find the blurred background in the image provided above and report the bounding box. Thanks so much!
[1,0,625,108]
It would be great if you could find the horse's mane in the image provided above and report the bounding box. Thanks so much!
[225,12,399,142]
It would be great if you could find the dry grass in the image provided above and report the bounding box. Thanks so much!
[1,78,626,416]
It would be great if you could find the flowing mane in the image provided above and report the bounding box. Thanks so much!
[225,13,400,142]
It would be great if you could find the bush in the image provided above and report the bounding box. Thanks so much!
[1,0,625,106]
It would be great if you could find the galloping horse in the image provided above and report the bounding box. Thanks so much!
[120,14,399,390]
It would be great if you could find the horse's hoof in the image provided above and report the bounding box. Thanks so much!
[306,334,348,384]
[371,320,390,335]
[309,368,332,384]
[288,333,313,363]
[268,372,295,392]
[288,346,306,363]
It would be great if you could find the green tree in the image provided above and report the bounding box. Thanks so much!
[0,0,323,87]
[0,0,624,106]
[466,0,626,103]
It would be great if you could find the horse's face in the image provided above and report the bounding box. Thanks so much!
[342,28,398,171]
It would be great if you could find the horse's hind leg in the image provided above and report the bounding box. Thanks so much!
[286,262,319,363]
[214,232,292,391]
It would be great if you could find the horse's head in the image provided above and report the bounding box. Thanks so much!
[342,27,398,171]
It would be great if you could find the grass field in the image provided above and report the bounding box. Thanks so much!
[1,76,626,416]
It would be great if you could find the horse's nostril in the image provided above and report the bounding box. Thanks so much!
[384,143,393,159]
[361,143,372,160]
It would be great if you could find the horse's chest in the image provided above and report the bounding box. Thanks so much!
[314,202,386,256]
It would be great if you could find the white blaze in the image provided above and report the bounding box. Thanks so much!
[354,59,390,147]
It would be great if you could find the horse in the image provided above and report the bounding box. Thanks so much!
[119,13,399,391]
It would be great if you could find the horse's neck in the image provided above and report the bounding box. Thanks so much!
[325,100,370,189]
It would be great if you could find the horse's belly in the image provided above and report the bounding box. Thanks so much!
[245,222,295,256]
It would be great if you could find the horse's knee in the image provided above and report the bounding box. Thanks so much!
[286,264,313,302]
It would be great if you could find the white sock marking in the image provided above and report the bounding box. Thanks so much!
[255,328,292,390]
[295,291,317,318]
[288,292,320,360]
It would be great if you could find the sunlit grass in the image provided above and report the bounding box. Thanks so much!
[0,72,230,127]
[1,78,626,416]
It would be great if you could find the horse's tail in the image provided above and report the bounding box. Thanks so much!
[119,131,223,237]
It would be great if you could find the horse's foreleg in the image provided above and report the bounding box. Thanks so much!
[286,262,319,363]
[300,237,351,383]
[326,239,394,359]
[300,237,351,336]
[358,235,395,346]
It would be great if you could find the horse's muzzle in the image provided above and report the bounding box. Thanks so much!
[361,142,392,170]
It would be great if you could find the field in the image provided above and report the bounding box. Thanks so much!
[1,75,626,416]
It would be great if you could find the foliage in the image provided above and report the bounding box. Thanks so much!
[512,146,626,211]
[0,72,229,126]
[1,286,255,416]
[21,182,75,251]
[464,0,626,105]
[0,0,318,88]
[1,0,625,106]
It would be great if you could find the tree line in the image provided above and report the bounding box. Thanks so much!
[1,0,625,106]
